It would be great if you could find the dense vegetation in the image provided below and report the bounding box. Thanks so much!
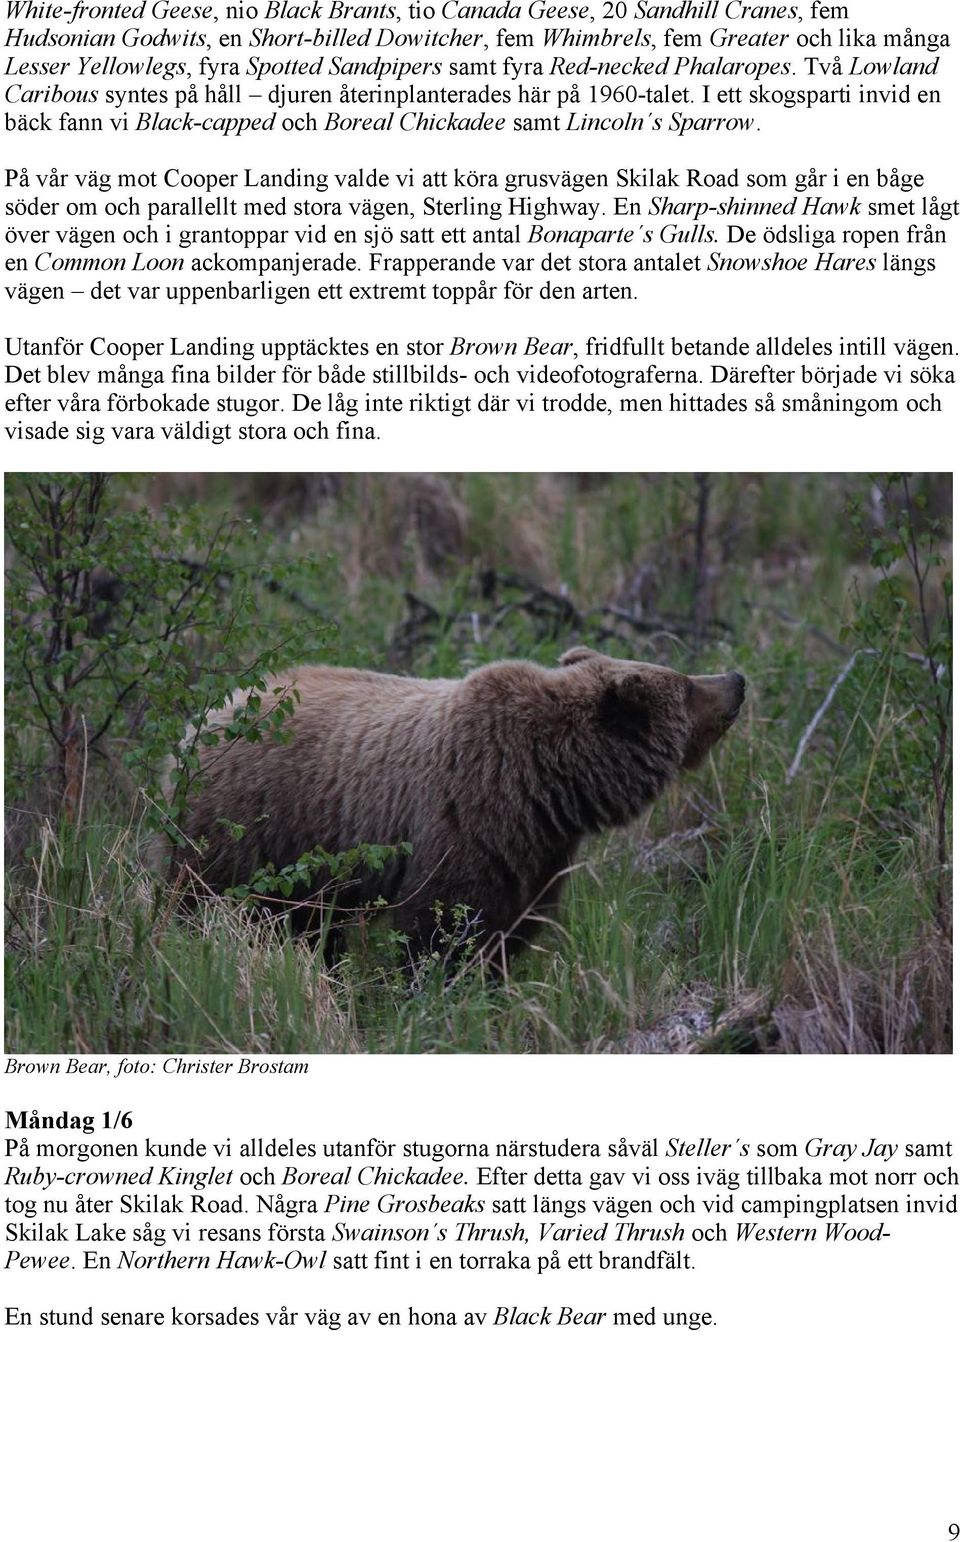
[4,471,952,1054]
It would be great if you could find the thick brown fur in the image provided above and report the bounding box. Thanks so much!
[168,649,745,962]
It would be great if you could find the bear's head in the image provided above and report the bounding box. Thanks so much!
[559,645,745,779]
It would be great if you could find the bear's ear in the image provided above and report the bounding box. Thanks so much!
[598,673,652,741]
[559,646,602,667]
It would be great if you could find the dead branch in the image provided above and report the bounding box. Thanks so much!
[787,641,949,785]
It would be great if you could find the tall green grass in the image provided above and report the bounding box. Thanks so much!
[5,473,951,1053]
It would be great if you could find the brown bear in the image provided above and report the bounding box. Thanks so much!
[166,648,745,964]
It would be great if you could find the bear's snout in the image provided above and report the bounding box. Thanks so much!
[694,668,746,711]
[726,670,747,717]
[683,669,746,767]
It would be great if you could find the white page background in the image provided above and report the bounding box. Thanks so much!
[2,2,958,1536]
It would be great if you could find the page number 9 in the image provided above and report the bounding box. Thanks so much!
[948,1526,959,1540]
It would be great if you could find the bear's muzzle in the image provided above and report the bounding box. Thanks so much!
[683,670,746,766]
